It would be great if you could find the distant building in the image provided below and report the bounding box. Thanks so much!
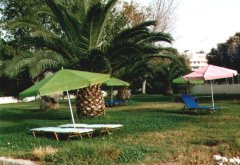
[183,50,208,71]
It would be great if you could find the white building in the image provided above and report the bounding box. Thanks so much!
[183,50,208,71]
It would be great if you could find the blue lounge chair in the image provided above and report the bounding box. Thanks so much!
[105,99,128,107]
[181,94,221,114]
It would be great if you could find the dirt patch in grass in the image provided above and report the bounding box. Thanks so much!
[99,148,121,161]
[202,139,228,147]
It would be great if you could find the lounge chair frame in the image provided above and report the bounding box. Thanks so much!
[59,124,123,135]
[30,127,94,141]
[181,94,221,114]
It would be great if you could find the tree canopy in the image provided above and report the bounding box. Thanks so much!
[0,0,179,96]
[207,33,240,73]
[3,0,175,77]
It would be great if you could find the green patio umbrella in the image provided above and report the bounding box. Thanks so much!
[173,76,204,93]
[103,77,130,86]
[102,77,130,101]
[20,69,110,127]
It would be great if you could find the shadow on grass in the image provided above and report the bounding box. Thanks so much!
[192,139,229,147]
[121,107,215,116]
[0,108,74,123]
[104,110,196,135]
[0,124,37,134]
[131,94,173,102]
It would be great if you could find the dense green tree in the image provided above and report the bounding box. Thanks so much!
[102,1,128,43]
[0,40,33,96]
[0,0,46,50]
[207,33,240,73]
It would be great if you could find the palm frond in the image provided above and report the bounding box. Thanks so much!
[3,52,34,78]
[105,40,163,61]
[7,18,57,39]
[34,7,57,20]
[83,0,117,49]
[113,20,156,42]
[45,0,82,49]
[77,0,89,21]
[29,51,66,78]
[89,49,112,73]
[27,36,88,62]
[136,32,173,44]
[96,0,117,45]
[157,59,186,83]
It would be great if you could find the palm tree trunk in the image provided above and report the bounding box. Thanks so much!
[116,87,130,100]
[40,96,60,112]
[76,84,105,117]
[142,78,147,94]
[166,85,173,95]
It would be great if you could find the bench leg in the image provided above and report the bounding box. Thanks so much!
[53,132,59,141]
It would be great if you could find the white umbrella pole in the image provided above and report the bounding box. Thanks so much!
[210,80,215,107]
[110,86,113,102]
[66,90,76,128]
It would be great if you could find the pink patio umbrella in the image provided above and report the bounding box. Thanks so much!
[183,65,238,107]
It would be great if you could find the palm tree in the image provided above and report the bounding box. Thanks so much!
[4,0,174,117]
[115,60,158,95]
[157,58,188,95]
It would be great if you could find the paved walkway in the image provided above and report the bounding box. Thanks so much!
[0,157,35,165]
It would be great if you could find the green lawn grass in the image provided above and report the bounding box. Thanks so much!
[0,94,240,164]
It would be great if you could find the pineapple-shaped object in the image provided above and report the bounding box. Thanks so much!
[76,84,105,117]
[116,87,130,100]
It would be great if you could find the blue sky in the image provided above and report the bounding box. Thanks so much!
[134,0,240,53]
